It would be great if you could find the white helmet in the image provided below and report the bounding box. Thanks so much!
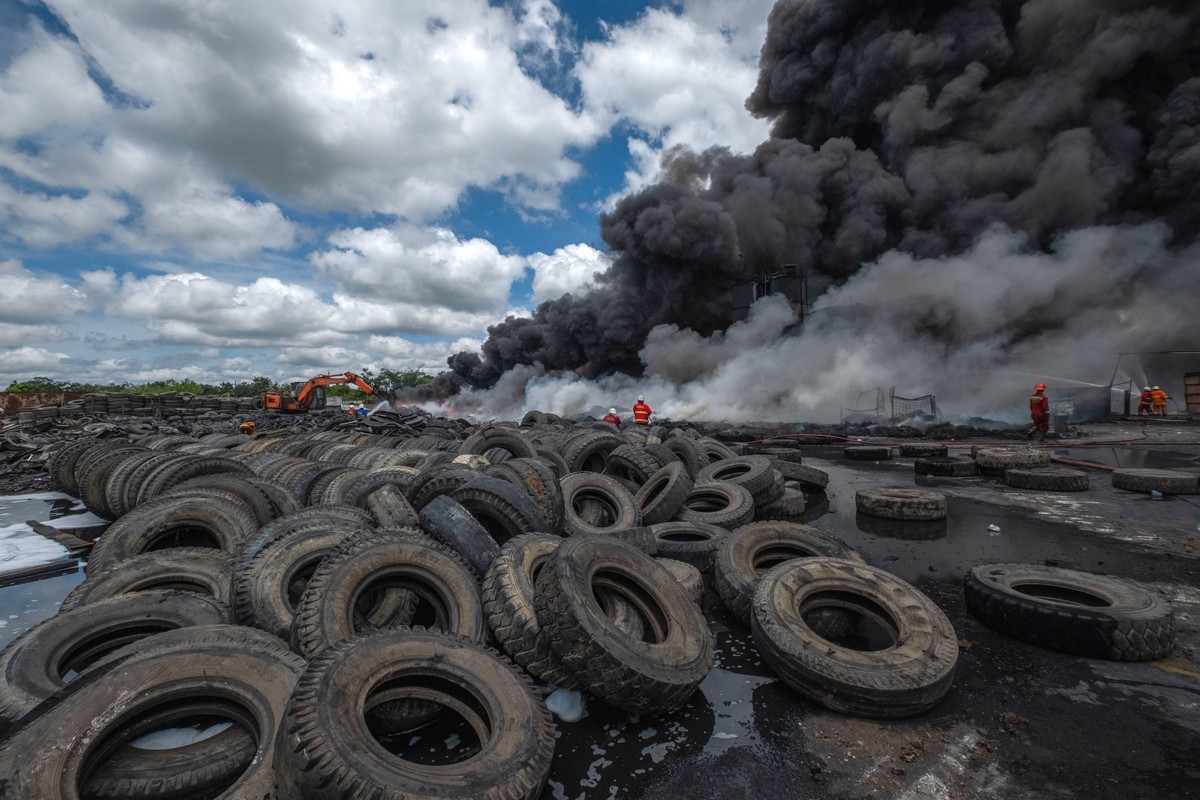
[1153,385,1160,390]
[609,408,617,414]
[637,395,644,402]
[1144,386,1151,391]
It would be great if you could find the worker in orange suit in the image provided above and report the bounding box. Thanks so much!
[602,408,621,426]
[1150,386,1169,415]
[1137,386,1153,416]
[1029,383,1050,438]
[238,421,256,435]
[633,395,652,426]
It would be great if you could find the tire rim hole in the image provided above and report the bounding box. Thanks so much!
[78,698,258,797]
[752,548,816,574]
[1010,583,1111,607]
[59,624,179,681]
[285,559,323,609]
[145,527,221,551]
[659,532,712,543]
[580,453,607,472]
[472,512,514,546]
[354,578,451,634]
[367,677,488,765]
[129,578,213,595]
[592,571,669,643]
[799,591,899,652]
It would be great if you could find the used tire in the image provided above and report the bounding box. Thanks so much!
[855,488,947,521]
[974,447,1050,475]
[775,461,829,490]
[534,536,714,713]
[1004,467,1090,492]
[486,458,565,536]
[844,446,892,461]
[658,558,703,604]
[275,629,555,800]
[0,591,230,728]
[86,495,259,575]
[676,481,755,529]
[752,559,959,718]
[0,625,304,800]
[419,495,500,579]
[714,521,864,625]
[235,524,366,639]
[451,476,548,545]
[661,436,709,478]
[634,462,694,525]
[482,534,583,690]
[560,472,642,536]
[560,431,623,473]
[914,456,978,477]
[60,548,234,612]
[696,455,776,501]
[647,521,730,572]
[460,425,539,460]
[755,487,807,521]
[964,563,1175,661]
[364,483,421,528]
[899,443,948,457]
[1111,468,1199,495]
[292,532,484,659]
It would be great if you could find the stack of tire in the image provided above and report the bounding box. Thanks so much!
[971,446,1091,492]
[0,421,965,797]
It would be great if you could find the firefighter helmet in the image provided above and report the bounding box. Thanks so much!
[1153,385,1160,390]
[637,395,644,402]
[609,408,617,414]
[1034,383,1046,391]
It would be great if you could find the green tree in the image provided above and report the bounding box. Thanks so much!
[6,377,63,392]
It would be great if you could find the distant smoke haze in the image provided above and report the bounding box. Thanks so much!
[438,0,1200,422]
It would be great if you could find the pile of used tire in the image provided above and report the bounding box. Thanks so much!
[0,416,1172,798]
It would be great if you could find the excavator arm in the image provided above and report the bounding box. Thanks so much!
[294,372,377,407]
[262,370,380,412]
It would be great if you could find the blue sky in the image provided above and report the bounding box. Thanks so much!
[0,0,775,386]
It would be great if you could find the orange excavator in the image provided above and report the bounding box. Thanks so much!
[258,371,380,412]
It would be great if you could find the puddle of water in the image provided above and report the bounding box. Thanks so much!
[0,567,83,649]
[803,458,1197,587]
[1048,446,1200,471]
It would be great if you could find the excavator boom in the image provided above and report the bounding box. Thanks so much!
[259,371,378,412]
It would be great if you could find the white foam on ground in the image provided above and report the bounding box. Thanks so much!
[0,524,69,571]
[130,721,233,750]
[0,492,73,504]
[41,512,107,529]
[545,688,588,722]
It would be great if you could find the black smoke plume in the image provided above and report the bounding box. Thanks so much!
[447,0,1200,394]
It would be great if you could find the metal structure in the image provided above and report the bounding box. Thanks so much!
[1186,372,1200,414]
[841,387,940,423]
[731,265,809,323]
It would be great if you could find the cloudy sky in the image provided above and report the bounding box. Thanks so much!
[0,0,774,387]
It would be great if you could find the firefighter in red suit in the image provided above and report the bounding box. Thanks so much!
[1137,386,1153,416]
[633,395,652,426]
[1030,383,1050,437]
[602,408,621,426]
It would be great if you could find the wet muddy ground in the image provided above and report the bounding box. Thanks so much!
[0,421,1198,799]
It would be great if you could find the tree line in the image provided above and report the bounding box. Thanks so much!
[4,368,432,401]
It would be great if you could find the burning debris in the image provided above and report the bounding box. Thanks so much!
[439,0,1200,423]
